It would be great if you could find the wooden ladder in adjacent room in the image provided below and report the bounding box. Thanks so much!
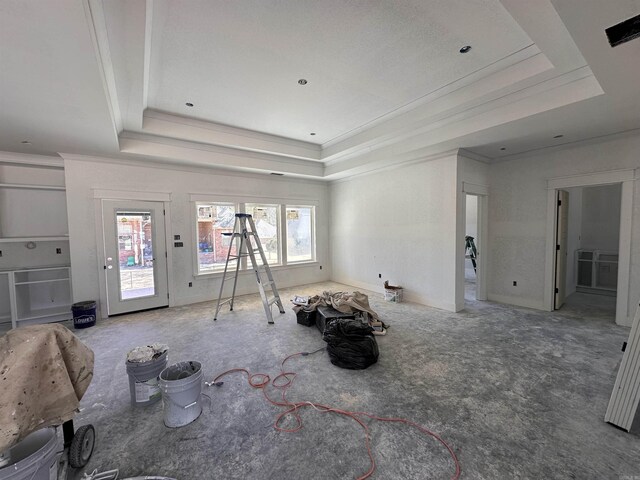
[213,213,285,324]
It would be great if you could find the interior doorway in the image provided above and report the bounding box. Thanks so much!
[545,169,634,326]
[465,194,479,302]
[554,185,621,319]
[101,200,169,315]
[459,187,488,311]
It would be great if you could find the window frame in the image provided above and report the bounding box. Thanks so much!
[192,199,317,277]
[284,205,316,264]
[194,201,237,275]
[245,202,282,267]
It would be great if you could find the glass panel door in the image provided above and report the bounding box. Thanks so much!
[116,211,155,300]
[103,200,168,315]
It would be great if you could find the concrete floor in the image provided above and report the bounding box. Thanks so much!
[65,281,640,479]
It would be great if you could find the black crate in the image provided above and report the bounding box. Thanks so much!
[316,306,355,334]
[296,309,316,327]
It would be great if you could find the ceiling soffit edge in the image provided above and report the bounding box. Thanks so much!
[58,152,329,185]
[143,109,321,161]
[84,0,123,136]
[323,67,601,169]
[118,133,324,177]
[322,44,545,150]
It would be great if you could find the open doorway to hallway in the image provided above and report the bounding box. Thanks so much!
[555,184,621,321]
[465,194,479,303]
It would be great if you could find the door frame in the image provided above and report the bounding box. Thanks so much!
[544,169,635,325]
[93,190,173,319]
[457,182,489,310]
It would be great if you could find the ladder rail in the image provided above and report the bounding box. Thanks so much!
[213,228,239,321]
[245,216,285,317]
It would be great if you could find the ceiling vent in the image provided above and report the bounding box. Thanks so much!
[605,14,640,47]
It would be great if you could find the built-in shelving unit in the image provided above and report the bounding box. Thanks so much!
[2,266,73,328]
[576,249,619,295]
[0,162,72,329]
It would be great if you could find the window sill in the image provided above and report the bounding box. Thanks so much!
[194,261,319,278]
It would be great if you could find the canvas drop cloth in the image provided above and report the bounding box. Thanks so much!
[0,324,94,452]
[294,291,380,321]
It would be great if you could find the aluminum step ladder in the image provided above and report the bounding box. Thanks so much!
[213,213,285,324]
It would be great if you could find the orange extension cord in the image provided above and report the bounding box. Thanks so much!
[209,348,461,480]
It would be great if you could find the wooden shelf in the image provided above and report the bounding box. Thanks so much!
[0,236,69,243]
[0,182,65,191]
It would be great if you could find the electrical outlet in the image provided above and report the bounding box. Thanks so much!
[319,265,322,270]
[513,281,517,286]
[378,273,382,279]
[56,248,62,254]
[188,282,193,287]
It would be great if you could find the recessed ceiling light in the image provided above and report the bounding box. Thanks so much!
[459,45,472,54]
[310,132,316,136]
[298,79,308,85]
[553,134,564,138]
[500,147,506,151]
[21,140,31,145]
[185,102,194,107]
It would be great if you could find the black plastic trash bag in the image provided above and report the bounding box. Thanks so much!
[323,319,379,370]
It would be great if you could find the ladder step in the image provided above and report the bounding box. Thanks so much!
[218,298,232,307]
[267,297,280,306]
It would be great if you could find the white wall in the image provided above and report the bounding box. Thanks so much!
[330,152,463,311]
[488,133,640,324]
[581,184,621,251]
[63,157,330,315]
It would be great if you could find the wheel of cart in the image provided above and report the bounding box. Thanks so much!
[63,420,95,469]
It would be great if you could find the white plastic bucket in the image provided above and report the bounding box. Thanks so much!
[0,428,60,480]
[159,361,203,428]
[126,350,168,407]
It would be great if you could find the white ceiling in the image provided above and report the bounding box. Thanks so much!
[1,0,639,178]
[147,0,533,144]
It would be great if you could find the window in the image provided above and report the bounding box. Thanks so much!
[246,203,280,265]
[196,203,236,273]
[194,201,316,275]
[286,206,314,263]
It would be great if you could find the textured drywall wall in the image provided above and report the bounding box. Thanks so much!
[581,184,621,251]
[64,157,330,314]
[329,153,459,311]
[488,133,640,324]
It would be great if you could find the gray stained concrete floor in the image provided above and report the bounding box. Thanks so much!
[66,281,640,479]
